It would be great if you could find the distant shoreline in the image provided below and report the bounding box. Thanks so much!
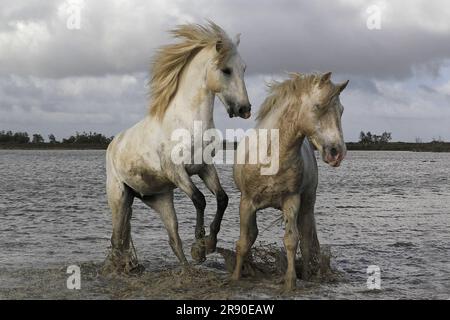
[346,142,450,152]
[0,143,108,150]
[1,142,450,152]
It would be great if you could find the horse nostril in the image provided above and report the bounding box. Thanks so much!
[239,105,250,115]
[330,147,338,157]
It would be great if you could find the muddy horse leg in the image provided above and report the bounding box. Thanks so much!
[199,164,229,253]
[143,191,188,266]
[105,177,136,273]
[298,191,321,280]
[281,194,301,291]
[232,196,258,281]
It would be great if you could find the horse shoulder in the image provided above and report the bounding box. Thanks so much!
[112,120,164,175]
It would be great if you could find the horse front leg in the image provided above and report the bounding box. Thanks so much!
[281,194,301,291]
[232,196,258,281]
[199,164,229,253]
[169,165,207,263]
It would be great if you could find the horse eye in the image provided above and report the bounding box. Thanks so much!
[221,68,232,76]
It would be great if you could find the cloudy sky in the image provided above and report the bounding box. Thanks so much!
[1,0,450,142]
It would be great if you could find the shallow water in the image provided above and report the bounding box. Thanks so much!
[0,150,449,299]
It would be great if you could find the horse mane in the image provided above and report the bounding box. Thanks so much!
[256,73,322,123]
[149,21,234,119]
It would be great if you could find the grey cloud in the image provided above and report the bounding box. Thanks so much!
[0,0,57,31]
[1,0,450,142]
[1,1,450,79]
[419,84,437,94]
[344,77,380,94]
[198,1,450,79]
[0,73,148,137]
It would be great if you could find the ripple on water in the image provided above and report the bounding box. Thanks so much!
[0,150,449,299]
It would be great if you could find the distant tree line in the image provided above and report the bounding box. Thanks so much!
[0,131,30,144]
[359,131,392,144]
[61,132,113,144]
[0,130,113,145]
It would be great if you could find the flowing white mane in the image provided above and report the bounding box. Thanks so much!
[149,21,235,119]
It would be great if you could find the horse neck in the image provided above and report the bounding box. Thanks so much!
[162,49,215,131]
[259,99,306,160]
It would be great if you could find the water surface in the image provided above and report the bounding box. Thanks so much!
[0,150,449,299]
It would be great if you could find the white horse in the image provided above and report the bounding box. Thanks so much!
[105,22,251,272]
[231,72,348,290]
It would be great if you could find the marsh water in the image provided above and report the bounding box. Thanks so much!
[0,150,449,299]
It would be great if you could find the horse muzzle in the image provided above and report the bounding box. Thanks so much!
[323,145,346,167]
[236,104,251,119]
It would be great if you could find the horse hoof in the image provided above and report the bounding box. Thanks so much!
[127,263,145,275]
[231,272,241,282]
[101,261,125,275]
[101,249,142,276]
[205,235,217,254]
[101,255,125,275]
[191,242,206,263]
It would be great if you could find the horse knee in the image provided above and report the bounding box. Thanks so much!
[217,191,228,211]
[208,191,228,236]
[284,231,299,252]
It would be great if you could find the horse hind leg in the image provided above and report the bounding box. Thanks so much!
[104,177,137,274]
[143,192,188,266]
[298,191,321,280]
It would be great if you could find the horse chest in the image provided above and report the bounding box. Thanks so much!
[251,167,302,208]
[275,163,303,191]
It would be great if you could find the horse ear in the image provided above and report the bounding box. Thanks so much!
[215,40,223,53]
[234,33,241,47]
[338,80,349,93]
[319,72,332,87]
